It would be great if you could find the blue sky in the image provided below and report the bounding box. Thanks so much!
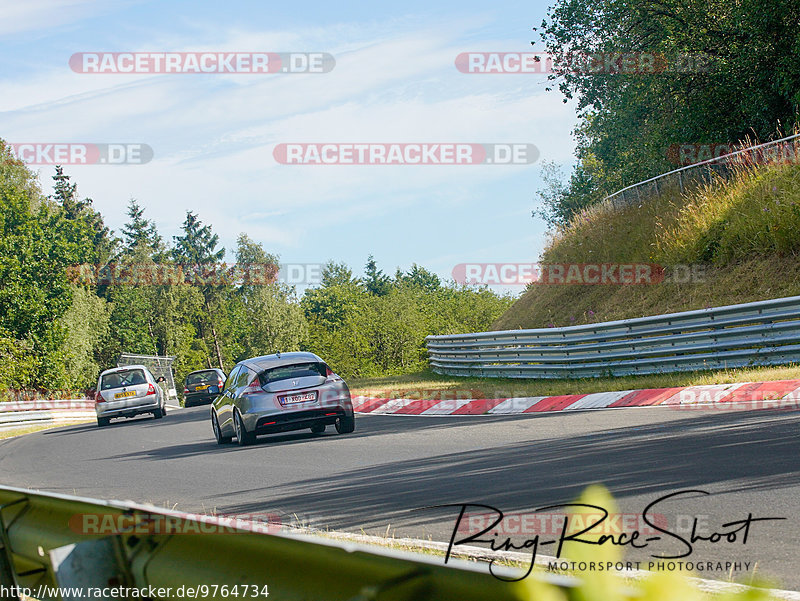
[0,0,578,293]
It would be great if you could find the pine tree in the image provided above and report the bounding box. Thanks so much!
[121,199,163,260]
[172,211,226,370]
[172,212,225,265]
[50,166,118,263]
[364,255,392,296]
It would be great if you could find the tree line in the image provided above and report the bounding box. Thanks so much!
[0,142,512,393]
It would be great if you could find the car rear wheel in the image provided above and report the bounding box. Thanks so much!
[234,410,256,446]
[335,413,355,434]
[310,423,326,434]
[97,417,109,427]
[153,407,164,419]
[212,411,232,444]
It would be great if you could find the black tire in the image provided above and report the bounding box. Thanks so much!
[97,417,109,427]
[153,407,164,419]
[212,411,232,444]
[310,423,326,434]
[335,413,355,434]
[234,410,256,446]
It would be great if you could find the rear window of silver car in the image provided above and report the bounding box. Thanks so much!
[101,369,147,390]
[186,370,219,385]
[259,363,325,385]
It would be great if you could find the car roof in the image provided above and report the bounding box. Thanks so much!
[99,365,150,377]
[186,368,222,375]
[240,352,323,372]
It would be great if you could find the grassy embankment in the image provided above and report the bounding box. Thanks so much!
[353,161,800,399]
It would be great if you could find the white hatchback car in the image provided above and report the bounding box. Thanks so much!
[94,365,167,427]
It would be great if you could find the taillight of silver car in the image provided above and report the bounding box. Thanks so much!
[241,378,263,396]
[146,383,157,396]
[94,390,105,403]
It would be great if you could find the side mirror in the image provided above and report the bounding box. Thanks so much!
[156,376,166,383]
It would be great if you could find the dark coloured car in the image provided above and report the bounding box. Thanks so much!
[183,368,226,407]
[211,352,355,446]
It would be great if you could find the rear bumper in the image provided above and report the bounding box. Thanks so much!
[184,392,217,406]
[96,398,161,419]
[252,408,350,435]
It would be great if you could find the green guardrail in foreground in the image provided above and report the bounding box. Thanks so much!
[0,485,582,601]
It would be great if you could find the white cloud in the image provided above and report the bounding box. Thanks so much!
[0,0,123,37]
[1,19,578,268]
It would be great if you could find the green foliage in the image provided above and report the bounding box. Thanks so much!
[395,263,441,292]
[321,260,357,288]
[172,211,225,266]
[534,0,800,223]
[172,211,227,369]
[305,281,512,378]
[229,235,306,361]
[50,166,118,264]
[57,286,111,389]
[363,254,392,296]
[499,159,800,332]
[0,147,511,388]
[0,334,37,392]
[534,158,607,228]
[656,163,800,265]
[121,198,163,260]
[0,147,105,386]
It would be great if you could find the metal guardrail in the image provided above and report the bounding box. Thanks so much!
[0,485,569,601]
[0,401,96,430]
[426,296,800,379]
[598,132,800,212]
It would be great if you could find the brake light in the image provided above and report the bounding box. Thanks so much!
[217,380,224,387]
[146,383,157,396]
[184,387,190,394]
[94,390,105,403]
[241,378,263,396]
[326,366,333,377]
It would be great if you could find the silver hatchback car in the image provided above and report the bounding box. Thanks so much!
[211,352,355,446]
[94,365,167,427]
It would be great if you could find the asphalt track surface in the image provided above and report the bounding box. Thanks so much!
[1,405,799,589]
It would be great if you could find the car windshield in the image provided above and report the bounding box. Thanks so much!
[186,371,219,385]
[101,369,147,390]
[259,363,325,385]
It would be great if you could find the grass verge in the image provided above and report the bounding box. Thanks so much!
[349,365,800,400]
[0,419,94,440]
[495,162,800,331]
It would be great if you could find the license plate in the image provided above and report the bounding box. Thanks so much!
[114,391,136,399]
[195,385,209,391]
[281,391,317,404]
